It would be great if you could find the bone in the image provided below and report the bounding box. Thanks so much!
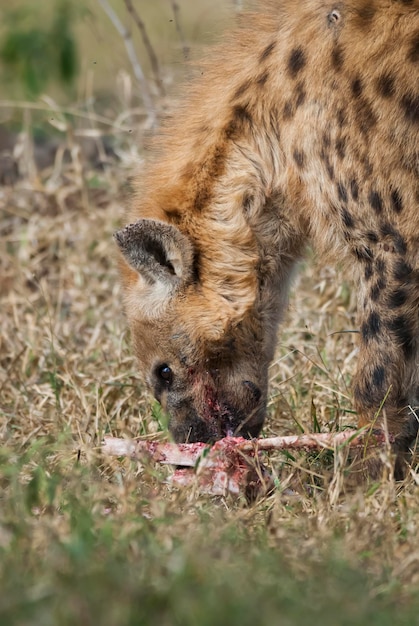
[102,429,390,465]
[102,429,390,497]
[102,437,208,466]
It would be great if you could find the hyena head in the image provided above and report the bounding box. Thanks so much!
[115,218,281,443]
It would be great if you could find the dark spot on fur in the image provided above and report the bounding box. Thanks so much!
[380,222,398,239]
[376,73,395,98]
[394,260,413,281]
[283,101,294,120]
[361,156,374,178]
[164,208,182,223]
[232,80,251,100]
[355,98,377,134]
[361,311,381,341]
[395,235,408,255]
[256,70,269,87]
[366,231,379,244]
[376,258,386,274]
[390,189,403,213]
[388,315,416,358]
[192,250,201,283]
[193,144,226,211]
[370,276,387,301]
[341,207,354,228]
[260,41,276,63]
[194,187,212,212]
[320,148,335,180]
[287,47,306,78]
[372,365,386,389]
[355,246,373,262]
[370,284,381,301]
[225,104,253,139]
[364,263,373,280]
[337,182,348,203]
[331,45,344,71]
[295,83,306,108]
[335,137,346,159]
[380,223,407,254]
[293,149,305,168]
[354,3,377,28]
[389,289,408,308]
[408,31,419,63]
[233,104,252,124]
[350,179,359,201]
[369,190,383,214]
[351,77,363,98]
[326,162,335,180]
[401,94,419,124]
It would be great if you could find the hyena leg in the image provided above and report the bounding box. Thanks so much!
[353,265,419,463]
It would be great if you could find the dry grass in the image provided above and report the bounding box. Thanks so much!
[1,3,419,623]
[2,132,419,618]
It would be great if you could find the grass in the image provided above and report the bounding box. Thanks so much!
[1,438,419,625]
[2,1,419,623]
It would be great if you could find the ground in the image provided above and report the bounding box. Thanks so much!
[1,1,419,623]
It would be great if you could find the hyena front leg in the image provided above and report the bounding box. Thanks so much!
[353,254,419,471]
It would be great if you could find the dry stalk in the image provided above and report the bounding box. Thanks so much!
[168,0,189,60]
[97,0,156,126]
[123,0,165,97]
[0,100,133,132]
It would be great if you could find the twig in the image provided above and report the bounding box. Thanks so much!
[0,100,135,132]
[123,0,165,97]
[168,0,189,60]
[97,0,156,126]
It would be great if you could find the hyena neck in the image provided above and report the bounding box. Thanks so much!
[151,125,304,329]
[131,30,311,325]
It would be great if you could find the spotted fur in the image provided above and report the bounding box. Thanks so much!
[116,0,419,457]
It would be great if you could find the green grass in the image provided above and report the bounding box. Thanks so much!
[1,438,418,626]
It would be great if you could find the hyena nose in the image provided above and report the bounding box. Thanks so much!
[219,407,242,438]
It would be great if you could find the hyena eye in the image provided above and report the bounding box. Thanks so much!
[156,364,173,386]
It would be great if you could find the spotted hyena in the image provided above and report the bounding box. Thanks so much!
[115,0,419,463]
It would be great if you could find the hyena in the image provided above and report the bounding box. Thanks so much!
[115,0,419,463]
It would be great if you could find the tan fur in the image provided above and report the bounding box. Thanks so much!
[116,0,419,450]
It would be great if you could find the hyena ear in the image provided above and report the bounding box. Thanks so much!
[114,219,195,287]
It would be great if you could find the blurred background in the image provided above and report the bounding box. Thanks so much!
[0,0,245,183]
